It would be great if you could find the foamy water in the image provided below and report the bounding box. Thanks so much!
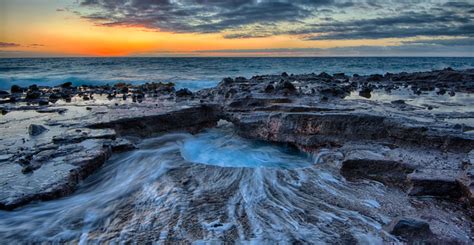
[0,124,404,243]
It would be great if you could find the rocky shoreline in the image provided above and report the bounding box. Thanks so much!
[1,68,473,242]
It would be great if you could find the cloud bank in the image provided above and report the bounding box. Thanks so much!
[76,0,474,41]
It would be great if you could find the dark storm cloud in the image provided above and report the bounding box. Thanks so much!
[0,42,20,48]
[77,0,335,33]
[304,10,474,40]
[76,0,474,40]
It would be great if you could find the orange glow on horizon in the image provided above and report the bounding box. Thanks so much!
[0,4,406,57]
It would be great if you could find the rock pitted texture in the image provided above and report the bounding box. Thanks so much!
[0,68,473,242]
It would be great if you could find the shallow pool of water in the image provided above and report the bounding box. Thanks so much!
[181,125,312,169]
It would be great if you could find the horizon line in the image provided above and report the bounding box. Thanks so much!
[2,55,474,59]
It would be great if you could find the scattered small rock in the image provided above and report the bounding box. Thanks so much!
[28,124,48,136]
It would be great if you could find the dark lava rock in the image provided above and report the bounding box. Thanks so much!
[264,84,275,93]
[318,72,333,80]
[83,95,90,101]
[0,90,9,97]
[387,218,433,241]
[320,86,350,98]
[28,124,48,136]
[281,72,289,77]
[10,85,23,94]
[49,93,61,102]
[176,88,193,97]
[367,74,384,82]
[121,87,129,94]
[29,84,39,91]
[359,87,372,98]
[61,82,72,88]
[109,138,136,152]
[341,158,415,188]
[408,170,464,198]
[391,100,406,105]
[221,77,234,86]
[275,80,296,92]
[38,100,49,106]
[25,91,41,100]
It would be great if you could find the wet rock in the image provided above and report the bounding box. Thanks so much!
[0,139,112,210]
[220,77,234,86]
[25,91,41,100]
[89,105,221,137]
[38,100,49,106]
[332,73,347,80]
[10,85,23,94]
[275,80,296,93]
[358,87,372,98]
[53,128,116,144]
[387,218,433,241]
[28,84,39,91]
[28,124,48,136]
[341,152,414,188]
[36,108,67,114]
[264,84,274,93]
[109,138,136,152]
[318,72,332,80]
[320,86,351,98]
[391,100,405,105]
[0,154,13,162]
[61,82,72,88]
[176,88,193,97]
[48,93,61,103]
[408,169,464,198]
[367,74,384,82]
[437,88,446,95]
[0,90,9,98]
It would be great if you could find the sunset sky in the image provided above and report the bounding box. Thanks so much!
[0,0,473,57]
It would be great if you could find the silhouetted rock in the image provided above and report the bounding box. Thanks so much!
[28,124,48,136]
[10,85,23,93]
[61,82,72,88]
[176,88,193,97]
[359,87,372,98]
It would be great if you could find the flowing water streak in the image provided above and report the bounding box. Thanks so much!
[0,126,394,243]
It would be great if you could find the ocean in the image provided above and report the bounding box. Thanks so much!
[1,57,474,91]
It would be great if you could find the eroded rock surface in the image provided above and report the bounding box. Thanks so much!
[0,68,473,242]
